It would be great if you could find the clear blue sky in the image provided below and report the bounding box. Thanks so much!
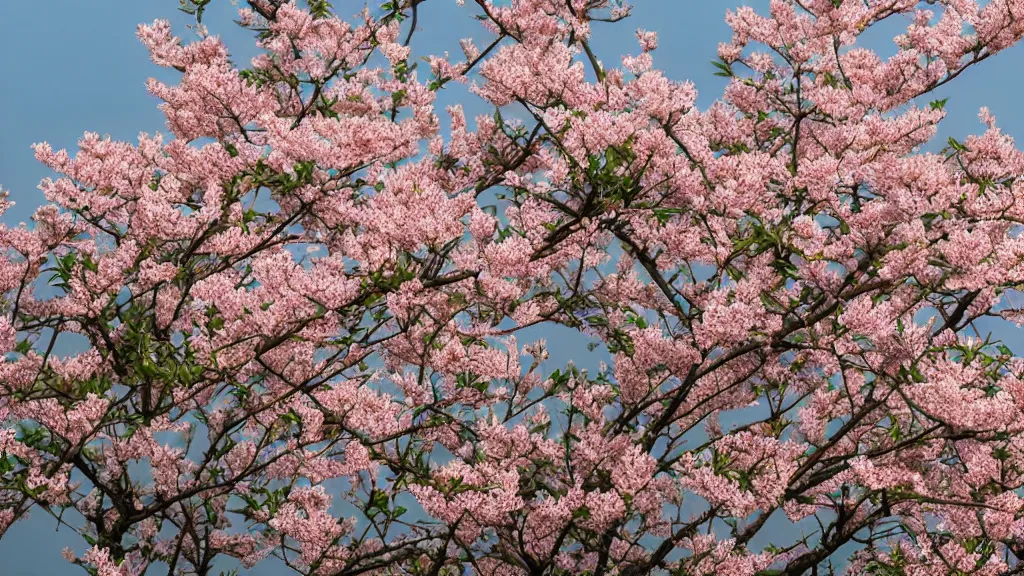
[2,1,1023,574]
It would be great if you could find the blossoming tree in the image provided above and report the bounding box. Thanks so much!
[4,0,1024,574]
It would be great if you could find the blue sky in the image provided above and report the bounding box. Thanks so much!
[2,1,1024,574]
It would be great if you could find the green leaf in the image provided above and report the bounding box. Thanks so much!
[14,339,31,355]
[371,489,389,510]
[652,207,682,225]
[711,59,734,77]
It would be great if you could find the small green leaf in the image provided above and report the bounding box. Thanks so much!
[711,59,734,77]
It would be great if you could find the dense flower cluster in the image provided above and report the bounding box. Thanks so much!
[4,0,1024,574]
